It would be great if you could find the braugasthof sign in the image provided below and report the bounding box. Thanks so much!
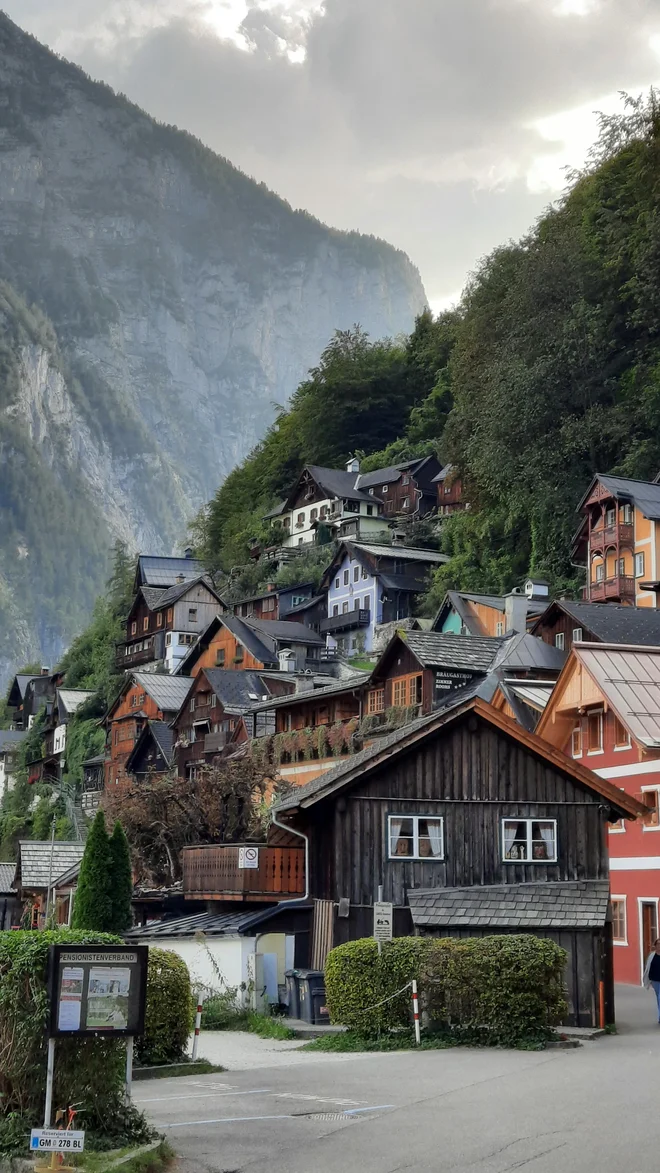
[47,945,148,1038]
[433,669,475,698]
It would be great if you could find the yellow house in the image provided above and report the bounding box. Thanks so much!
[573,474,660,608]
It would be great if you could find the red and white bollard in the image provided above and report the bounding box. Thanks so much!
[411,980,421,1045]
[191,997,204,1062]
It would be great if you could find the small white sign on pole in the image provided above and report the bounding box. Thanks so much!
[373,901,394,943]
[238,846,259,869]
[30,1130,85,1154]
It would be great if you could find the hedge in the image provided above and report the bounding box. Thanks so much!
[0,929,154,1155]
[324,934,568,1045]
[135,948,194,1066]
[324,938,430,1035]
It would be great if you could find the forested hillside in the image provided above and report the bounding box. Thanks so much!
[198,95,660,608]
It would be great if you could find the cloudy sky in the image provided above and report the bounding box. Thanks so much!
[7,0,660,310]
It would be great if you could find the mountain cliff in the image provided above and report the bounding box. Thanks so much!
[0,14,426,685]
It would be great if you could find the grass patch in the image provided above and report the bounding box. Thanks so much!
[201,998,295,1041]
[133,1059,224,1080]
[73,1139,174,1173]
[245,1011,295,1040]
[303,1028,550,1053]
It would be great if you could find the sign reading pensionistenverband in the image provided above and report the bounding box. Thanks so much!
[47,945,148,1038]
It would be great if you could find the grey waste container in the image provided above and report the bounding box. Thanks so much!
[284,970,301,1019]
[298,970,328,1025]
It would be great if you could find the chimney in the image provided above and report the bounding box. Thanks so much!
[266,582,276,593]
[346,456,360,475]
[175,573,185,584]
[40,666,49,675]
[391,530,406,547]
[278,648,296,673]
[184,547,194,559]
[504,590,528,634]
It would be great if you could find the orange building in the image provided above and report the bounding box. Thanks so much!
[104,672,190,788]
[177,614,326,677]
[573,474,660,606]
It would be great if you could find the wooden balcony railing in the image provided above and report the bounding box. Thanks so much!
[182,843,305,902]
[587,575,636,602]
[115,639,155,669]
[589,523,634,553]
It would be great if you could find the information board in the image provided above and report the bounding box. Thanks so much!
[373,901,394,943]
[47,944,148,1038]
[30,1130,85,1154]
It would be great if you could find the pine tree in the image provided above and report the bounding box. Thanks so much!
[108,820,133,932]
[71,810,112,930]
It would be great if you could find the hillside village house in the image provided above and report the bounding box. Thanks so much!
[0,729,25,799]
[265,461,387,548]
[231,583,314,621]
[320,541,448,655]
[172,668,285,780]
[531,598,660,658]
[434,579,550,638]
[432,464,469,515]
[6,668,63,732]
[176,614,328,677]
[274,692,643,1026]
[356,456,442,519]
[124,722,175,780]
[34,688,94,785]
[103,672,190,787]
[536,641,660,986]
[14,841,86,929]
[117,574,224,674]
[573,474,660,606]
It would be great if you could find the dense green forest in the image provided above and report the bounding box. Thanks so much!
[197,95,660,609]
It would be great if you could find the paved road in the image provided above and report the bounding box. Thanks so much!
[135,985,660,1173]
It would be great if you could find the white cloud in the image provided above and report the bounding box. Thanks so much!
[5,0,660,306]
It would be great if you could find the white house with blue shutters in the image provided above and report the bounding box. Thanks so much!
[320,542,449,655]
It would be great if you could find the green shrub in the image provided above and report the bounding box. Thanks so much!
[201,987,245,1030]
[324,937,431,1035]
[324,934,568,1047]
[421,935,568,1045]
[136,948,194,1066]
[0,929,153,1154]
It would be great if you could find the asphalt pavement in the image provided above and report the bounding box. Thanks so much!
[134,985,660,1173]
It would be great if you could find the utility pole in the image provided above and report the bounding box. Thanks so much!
[43,816,56,926]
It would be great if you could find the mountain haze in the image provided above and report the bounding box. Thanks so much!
[0,13,425,685]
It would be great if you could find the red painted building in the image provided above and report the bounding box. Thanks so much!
[537,642,660,984]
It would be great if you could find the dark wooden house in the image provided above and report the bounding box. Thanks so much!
[365,630,506,717]
[433,464,468,515]
[531,598,660,658]
[172,668,280,780]
[275,694,645,1027]
[103,673,191,788]
[125,721,175,779]
[117,575,224,673]
[355,456,442,519]
[232,583,315,621]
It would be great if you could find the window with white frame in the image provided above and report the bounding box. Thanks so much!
[595,563,604,582]
[572,627,583,642]
[496,622,504,636]
[388,815,444,860]
[502,819,557,862]
[622,504,633,524]
[605,507,616,528]
[635,551,645,577]
[587,710,603,753]
[555,632,565,650]
[611,897,627,943]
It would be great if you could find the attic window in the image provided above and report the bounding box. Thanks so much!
[234,645,244,663]
[188,608,198,622]
[572,628,583,642]
[554,633,565,650]
[216,648,225,666]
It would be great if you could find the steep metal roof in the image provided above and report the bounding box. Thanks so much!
[243,617,325,647]
[431,463,454,484]
[0,729,26,753]
[508,681,555,710]
[352,543,448,565]
[126,720,175,771]
[355,465,403,489]
[403,631,505,671]
[248,671,371,713]
[56,689,94,717]
[17,841,85,889]
[124,904,303,939]
[579,474,660,519]
[287,466,375,506]
[534,600,660,646]
[409,880,610,930]
[152,575,221,610]
[132,672,192,713]
[491,632,566,673]
[200,669,277,714]
[572,643,660,748]
[137,555,206,587]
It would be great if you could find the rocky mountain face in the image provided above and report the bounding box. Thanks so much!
[0,14,426,688]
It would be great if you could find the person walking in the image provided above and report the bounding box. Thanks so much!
[643,938,660,1022]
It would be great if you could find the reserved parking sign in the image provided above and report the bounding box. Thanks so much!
[30,1130,85,1153]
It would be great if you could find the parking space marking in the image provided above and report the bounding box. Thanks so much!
[273,1093,366,1106]
[136,1088,267,1104]
[162,1104,395,1129]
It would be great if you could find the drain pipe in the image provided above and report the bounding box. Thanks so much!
[270,809,309,904]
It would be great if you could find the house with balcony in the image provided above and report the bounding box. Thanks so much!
[0,730,26,800]
[6,669,63,732]
[319,541,449,655]
[573,473,660,606]
[355,456,442,519]
[116,574,224,674]
[536,642,660,987]
[264,459,388,548]
[531,598,660,658]
[273,689,645,1023]
[433,464,469,515]
[36,688,95,785]
[103,672,191,788]
[171,668,287,780]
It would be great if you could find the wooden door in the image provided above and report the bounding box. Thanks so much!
[642,902,658,974]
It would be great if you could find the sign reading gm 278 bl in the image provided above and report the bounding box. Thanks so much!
[46,944,148,1038]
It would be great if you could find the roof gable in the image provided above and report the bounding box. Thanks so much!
[276,695,645,819]
[578,474,660,519]
[532,599,660,646]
